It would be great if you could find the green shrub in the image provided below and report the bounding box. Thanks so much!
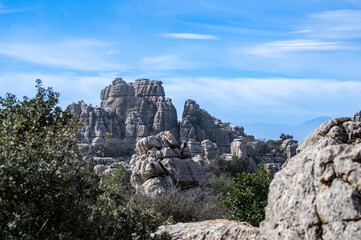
[222,164,273,227]
[210,173,233,196]
[90,166,169,240]
[214,156,247,177]
[0,80,168,239]
[132,189,230,223]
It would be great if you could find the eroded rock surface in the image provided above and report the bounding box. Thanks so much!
[261,113,361,239]
[180,99,244,153]
[155,219,263,240]
[70,78,178,155]
[130,131,210,196]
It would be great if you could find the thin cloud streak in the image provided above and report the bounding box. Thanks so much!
[0,3,31,14]
[162,33,218,40]
[297,10,361,39]
[139,55,197,70]
[164,77,361,112]
[0,40,126,71]
[245,39,355,56]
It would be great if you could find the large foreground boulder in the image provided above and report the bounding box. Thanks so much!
[261,113,361,239]
[155,219,262,240]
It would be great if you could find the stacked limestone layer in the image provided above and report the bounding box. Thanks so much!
[130,131,210,196]
[261,111,361,239]
[70,78,178,154]
[180,99,245,153]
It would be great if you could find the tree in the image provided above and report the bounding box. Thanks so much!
[222,164,273,227]
[0,80,168,239]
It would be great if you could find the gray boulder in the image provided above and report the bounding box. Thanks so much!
[131,131,210,196]
[201,139,220,161]
[261,112,361,239]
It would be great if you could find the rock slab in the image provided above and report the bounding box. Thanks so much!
[156,219,263,240]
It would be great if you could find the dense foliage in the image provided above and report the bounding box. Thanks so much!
[214,156,247,177]
[0,80,168,239]
[254,139,282,155]
[222,164,273,227]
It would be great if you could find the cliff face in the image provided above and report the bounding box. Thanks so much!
[69,78,178,155]
[180,99,245,153]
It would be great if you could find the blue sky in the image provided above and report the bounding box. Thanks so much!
[1,0,361,126]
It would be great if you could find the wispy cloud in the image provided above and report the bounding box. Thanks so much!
[0,39,126,71]
[163,77,361,123]
[245,39,355,56]
[0,3,30,14]
[296,10,361,39]
[162,33,218,40]
[0,72,120,107]
[138,55,196,70]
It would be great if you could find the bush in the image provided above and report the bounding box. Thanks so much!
[89,166,169,240]
[132,189,230,223]
[210,173,234,196]
[214,156,247,177]
[222,164,273,227]
[0,80,168,239]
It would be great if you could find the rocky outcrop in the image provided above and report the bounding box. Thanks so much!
[83,156,131,176]
[279,134,298,160]
[263,163,281,174]
[155,219,263,240]
[201,139,220,161]
[180,99,244,153]
[130,131,210,196]
[261,113,361,239]
[70,78,178,156]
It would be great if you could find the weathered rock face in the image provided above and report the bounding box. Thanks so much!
[201,139,220,161]
[155,219,263,240]
[279,136,298,160]
[231,138,249,159]
[70,78,178,156]
[261,113,361,240]
[180,99,244,153]
[130,131,210,196]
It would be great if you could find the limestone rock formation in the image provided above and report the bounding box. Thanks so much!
[261,113,361,239]
[263,163,281,174]
[70,78,178,156]
[155,219,263,240]
[279,134,298,160]
[201,139,220,161]
[130,131,210,196]
[231,138,249,159]
[180,99,244,153]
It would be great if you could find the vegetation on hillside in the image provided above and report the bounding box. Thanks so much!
[0,80,168,239]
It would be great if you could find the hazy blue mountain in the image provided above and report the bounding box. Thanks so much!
[242,116,332,142]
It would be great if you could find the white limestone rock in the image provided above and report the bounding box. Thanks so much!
[261,112,361,240]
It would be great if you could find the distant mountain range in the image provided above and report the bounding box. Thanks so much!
[242,116,332,142]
